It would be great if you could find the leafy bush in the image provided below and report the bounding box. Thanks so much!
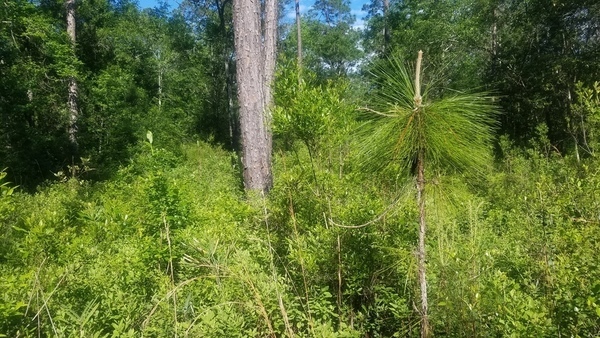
[2,134,600,337]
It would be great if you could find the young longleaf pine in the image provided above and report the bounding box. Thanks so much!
[359,51,498,337]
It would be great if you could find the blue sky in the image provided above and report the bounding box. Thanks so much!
[137,0,369,29]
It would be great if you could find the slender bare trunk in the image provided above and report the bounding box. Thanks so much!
[216,0,237,150]
[491,8,498,74]
[158,63,163,110]
[66,0,78,150]
[580,114,592,156]
[68,79,78,146]
[414,50,430,338]
[337,234,342,320]
[383,0,390,53]
[295,0,302,70]
[416,152,429,337]
[566,89,581,163]
[66,0,76,42]
[225,57,236,149]
[414,51,423,106]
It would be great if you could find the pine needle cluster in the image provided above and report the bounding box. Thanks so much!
[358,56,499,178]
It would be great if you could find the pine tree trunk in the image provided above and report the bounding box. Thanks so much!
[66,0,78,150]
[262,0,277,189]
[233,0,275,193]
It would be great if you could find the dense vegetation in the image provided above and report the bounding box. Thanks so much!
[1,0,599,336]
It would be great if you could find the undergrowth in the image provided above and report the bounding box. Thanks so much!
[1,136,600,337]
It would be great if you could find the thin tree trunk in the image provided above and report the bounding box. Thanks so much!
[66,0,78,150]
[414,51,423,106]
[216,0,237,150]
[490,7,498,76]
[337,234,342,321]
[383,0,390,54]
[414,50,430,338]
[416,151,429,338]
[262,0,277,190]
[296,0,302,71]
[67,78,78,146]
[225,57,236,149]
[158,58,163,110]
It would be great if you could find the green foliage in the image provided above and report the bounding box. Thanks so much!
[302,19,363,79]
[358,56,498,178]
[273,64,356,154]
[487,0,600,145]
[0,0,80,188]
[1,0,220,187]
[568,81,600,157]
[2,0,600,337]
[367,0,491,89]
[364,0,600,147]
[281,0,363,80]
[0,142,244,336]
[2,137,600,337]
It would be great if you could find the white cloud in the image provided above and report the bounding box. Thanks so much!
[351,9,367,30]
[352,18,365,30]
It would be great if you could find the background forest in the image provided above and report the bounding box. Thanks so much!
[1,0,600,336]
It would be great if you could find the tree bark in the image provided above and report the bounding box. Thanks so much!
[414,50,430,338]
[262,0,277,187]
[66,0,78,150]
[233,0,276,192]
[416,151,430,338]
[383,0,390,54]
